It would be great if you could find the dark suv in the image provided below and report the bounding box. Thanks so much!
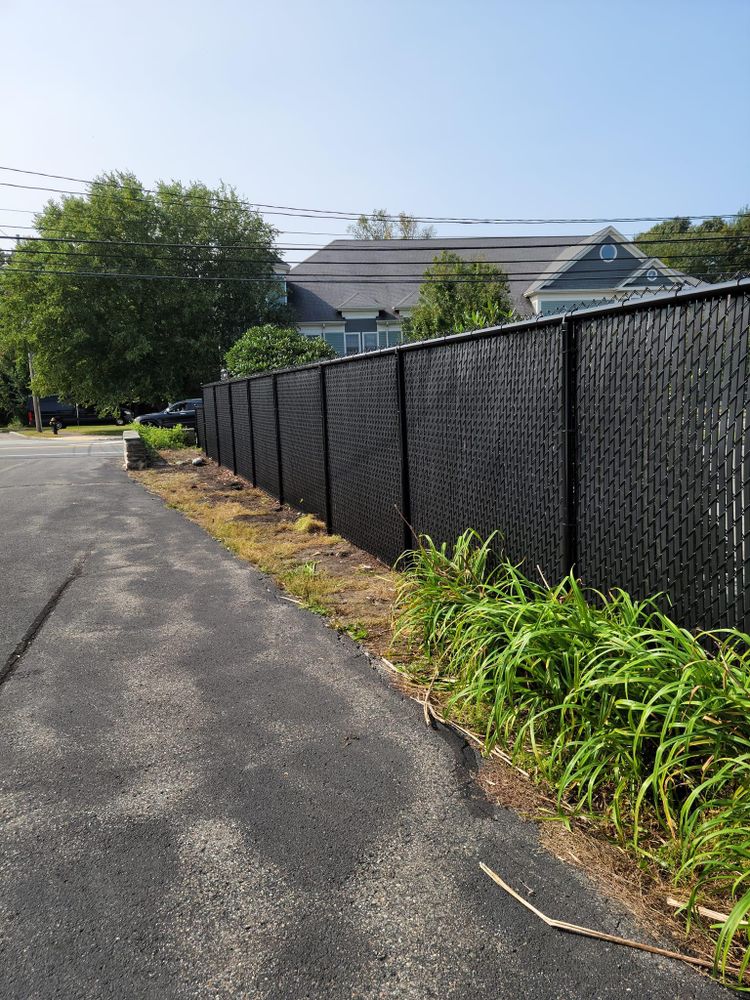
[133,398,203,428]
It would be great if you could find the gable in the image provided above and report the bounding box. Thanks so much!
[544,240,641,290]
[620,258,684,291]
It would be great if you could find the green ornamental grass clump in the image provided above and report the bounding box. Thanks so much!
[136,423,192,454]
[396,529,750,981]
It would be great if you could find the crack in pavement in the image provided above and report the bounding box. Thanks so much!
[0,554,88,689]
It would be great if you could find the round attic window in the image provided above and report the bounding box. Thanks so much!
[600,243,618,262]
[647,268,658,282]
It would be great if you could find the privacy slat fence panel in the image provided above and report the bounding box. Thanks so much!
[231,381,253,484]
[404,321,563,582]
[277,368,327,518]
[577,289,750,632]
[215,383,234,472]
[195,403,206,450]
[249,376,280,498]
[325,354,402,563]
[201,281,750,634]
[203,388,219,463]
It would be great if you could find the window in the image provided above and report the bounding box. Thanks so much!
[345,333,360,355]
[362,332,378,352]
[324,330,345,355]
[377,325,402,347]
[600,243,618,262]
[647,268,658,282]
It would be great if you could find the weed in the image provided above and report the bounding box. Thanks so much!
[344,623,369,642]
[293,513,326,534]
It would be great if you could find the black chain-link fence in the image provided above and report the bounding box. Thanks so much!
[201,280,750,633]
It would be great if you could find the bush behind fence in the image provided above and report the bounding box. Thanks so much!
[197,281,750,635]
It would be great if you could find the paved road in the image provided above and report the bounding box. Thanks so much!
[0,438,727,999]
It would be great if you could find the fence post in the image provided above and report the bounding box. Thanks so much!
[246,378,256,486]
[212,384,221,467]
[227,382,237,473]
[395,348,413,554]
[319,364,333,532]
[273,373,284,503]
[561,316,578,575]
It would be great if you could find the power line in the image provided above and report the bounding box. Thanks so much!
[0,209,349,239]
[1,231,747,253]
[0,221,352,247]
[2,263,729,287]
[0,169,742,226]
[4,209,714,247]
[4,244,743,274]
[1,265,294,283]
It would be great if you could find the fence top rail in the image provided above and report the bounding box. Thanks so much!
[202,277,750,388]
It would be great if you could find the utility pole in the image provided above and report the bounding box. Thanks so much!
[27,352,43,433]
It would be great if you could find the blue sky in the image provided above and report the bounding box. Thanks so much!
[1,0,748,261]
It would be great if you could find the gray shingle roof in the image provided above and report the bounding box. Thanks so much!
[288,236,576,322]
[286,230,694,323]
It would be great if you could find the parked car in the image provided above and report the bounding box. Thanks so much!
[133,398,203,428]
[26,396,131,428]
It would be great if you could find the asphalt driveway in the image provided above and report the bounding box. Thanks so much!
[0,438,728,999]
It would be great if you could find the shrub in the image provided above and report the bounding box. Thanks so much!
[225,324,337,376]
[136,423,192,455]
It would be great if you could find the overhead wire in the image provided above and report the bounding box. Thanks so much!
[0,168,742,226]
[0,231,746,253]
[1,245,741,282]
[3,264,738,287]
[0,166,745,283]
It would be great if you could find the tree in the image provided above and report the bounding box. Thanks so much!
[0,172,290,412]
[347,208,435,240]
[636,208,750,282]
[224,325,336,377]
[403,252,515,340]
[0,348,29,425]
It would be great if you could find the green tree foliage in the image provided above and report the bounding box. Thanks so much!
[636,208,750,281]
[224,325,337,377]
[403,252,515,340]
[347,208,435,240]
[0,172,289,411]
[0,348,29,424]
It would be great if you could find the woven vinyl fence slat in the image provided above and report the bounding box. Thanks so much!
[203,389,219,462]
[577,291,750,633]
[231,381,253,483]
[215,383,234,472]
[404,321,563,581]
[195,404,206,450]
[250,376,280,497]
[277,368,327,519]
[325,354,403,564]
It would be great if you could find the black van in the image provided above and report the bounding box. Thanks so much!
[25,396,129,427]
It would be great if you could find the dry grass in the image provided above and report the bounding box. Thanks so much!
[132,451,398,653]
[131,451,738,983]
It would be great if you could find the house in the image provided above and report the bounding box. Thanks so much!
[285,226,695,355]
